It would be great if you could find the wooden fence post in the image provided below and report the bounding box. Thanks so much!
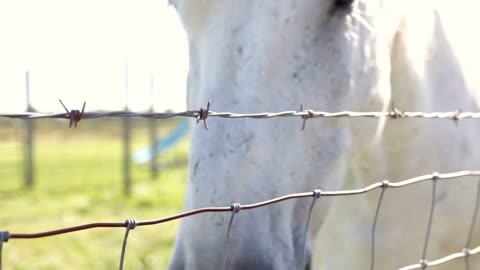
[24,71,34,189]
[149,74,158,180]
[123,62,132,196]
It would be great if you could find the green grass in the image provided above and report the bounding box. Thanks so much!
[0,118,189,270]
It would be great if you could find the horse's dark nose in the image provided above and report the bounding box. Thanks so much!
[334,0,354,9]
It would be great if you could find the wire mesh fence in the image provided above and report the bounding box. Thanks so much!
[1,101,480,269]
[1,171,479,269]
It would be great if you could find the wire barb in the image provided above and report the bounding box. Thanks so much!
[453,109,462,126]
[0,231,10,270]
[389,101,404,119]
[301,189,322,268]
[58,99,86,128]
[196,100,211,130]
[119,219,137,270]
[299,105,315,131]
[221,203,241,270]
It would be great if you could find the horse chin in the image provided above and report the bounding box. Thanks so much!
[168,222,313,270]
[168,254,310,270]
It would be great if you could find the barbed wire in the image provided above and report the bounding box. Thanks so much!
[1,100,479,129]
[1,170,480,269]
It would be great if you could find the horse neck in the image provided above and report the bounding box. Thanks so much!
[361,5,480,189]
[390,7,475,112]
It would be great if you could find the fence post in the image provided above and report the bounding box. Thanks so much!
[149,74,158,180]
[123,62,132,196]
[24,71,34,189]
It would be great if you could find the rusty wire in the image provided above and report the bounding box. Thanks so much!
[8,171,479,239]
[1,171,480,270]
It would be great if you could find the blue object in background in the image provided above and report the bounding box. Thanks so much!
[134,119,190,164]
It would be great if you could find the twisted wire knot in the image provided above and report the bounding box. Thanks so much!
[125,219,137,230]
[0,231,9,243]
[419,259,429,269]
[230,203,241,214]
[381,180,390,189]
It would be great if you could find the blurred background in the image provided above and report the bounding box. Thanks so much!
[0,0,189,269]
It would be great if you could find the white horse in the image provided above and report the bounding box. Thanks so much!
[169,0,480,269]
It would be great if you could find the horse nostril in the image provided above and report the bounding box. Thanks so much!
[334,0,354,9]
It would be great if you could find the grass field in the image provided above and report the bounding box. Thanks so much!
[0,118,189,269]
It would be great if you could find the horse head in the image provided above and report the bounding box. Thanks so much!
[168,1,480,269]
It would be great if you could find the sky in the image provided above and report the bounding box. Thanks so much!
[0,0,188,112]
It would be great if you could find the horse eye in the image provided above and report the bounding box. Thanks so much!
[334,0,354,10]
